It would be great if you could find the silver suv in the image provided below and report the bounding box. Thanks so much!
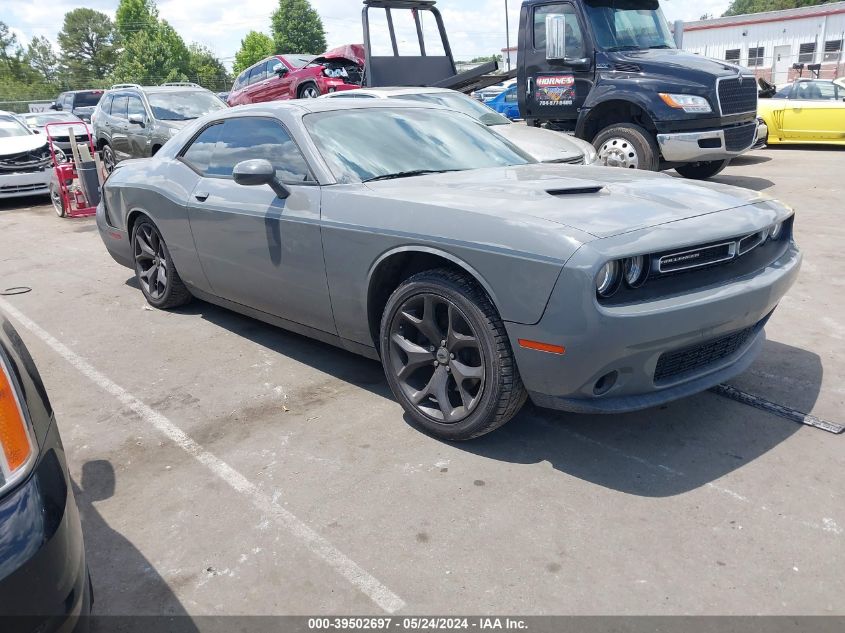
[92,83,226,171]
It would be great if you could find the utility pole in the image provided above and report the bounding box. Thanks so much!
[505,0,511,70]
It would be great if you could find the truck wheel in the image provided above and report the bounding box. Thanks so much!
[675,160,730,180]
[593,124,659,171]
[380,269,527,441]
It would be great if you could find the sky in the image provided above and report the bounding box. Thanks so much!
[3,0,732,68]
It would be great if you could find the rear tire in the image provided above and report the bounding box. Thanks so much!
[675,159,730,180]
[131,218,192,309]
[593,123,659,171]
[380,269,527,441]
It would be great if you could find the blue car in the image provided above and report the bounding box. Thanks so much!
[485,84,520,120]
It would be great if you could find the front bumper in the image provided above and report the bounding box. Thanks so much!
[0,422,90,632]
[507,216,801,414]
[657,124,756,163]
[0,169,51,199]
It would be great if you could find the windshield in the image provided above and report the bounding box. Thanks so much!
[0,117,30,138]
[305,108,533,184]
[147,91,226,121]
[584,1,675,52]
[288,55,316,68]
[24,113,82,127]
[73,91,103,107]
[387,92,511,126]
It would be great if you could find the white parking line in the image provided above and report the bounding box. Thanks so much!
[0,297,406,614]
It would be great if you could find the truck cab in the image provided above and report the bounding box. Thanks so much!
[517,0,759,179]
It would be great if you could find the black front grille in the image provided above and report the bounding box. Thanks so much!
[0,148,51,173]
[724,122,757,151]
[654,326,756,383]
[718,77,757,116]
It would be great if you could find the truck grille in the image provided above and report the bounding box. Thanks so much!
[717,76,757,116]
[654,326,755,383]
[724,122,757,152]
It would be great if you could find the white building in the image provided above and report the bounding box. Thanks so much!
[681,2,845,84]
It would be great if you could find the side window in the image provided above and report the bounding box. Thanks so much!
[266,59,280,77]
[207,117,313,183]
[814,82,837,100]
[533,3,584,58]
[237,71,248,90]
[127,96,146,119]
[111,96,128,119]
[248,64,267,85]
[100,94,114,114]
[181,124,222,175]
[773,86,792,99]
[64,94,74,110]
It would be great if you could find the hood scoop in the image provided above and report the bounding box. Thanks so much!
[546,185,604,197]
[613,62,642,73]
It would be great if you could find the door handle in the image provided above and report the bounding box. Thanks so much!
[194,192,209,202]
[527,76,533,98]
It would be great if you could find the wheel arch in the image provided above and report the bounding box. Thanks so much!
[297,80,319,98]
[577,97,658,143]
[365,246,501,350]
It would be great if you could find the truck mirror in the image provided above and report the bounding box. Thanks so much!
[546,14,567,60]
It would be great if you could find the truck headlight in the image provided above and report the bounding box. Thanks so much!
[659,93,713,114]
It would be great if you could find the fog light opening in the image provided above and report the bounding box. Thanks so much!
[593,371,618,396]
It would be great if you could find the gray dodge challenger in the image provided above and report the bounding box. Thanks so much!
[96,99,801,440]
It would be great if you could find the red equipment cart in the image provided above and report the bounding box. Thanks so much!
[44,121,98,218]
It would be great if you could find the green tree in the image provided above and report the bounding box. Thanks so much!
[187,43,230,90]
[0,21,27,78]
[26,36,59,82]
[270,0,327,55]
[111,20,190,85]
[57,9,118,87]
[233,31,276,74]
[115,0,159,42]
[723,0,832,17]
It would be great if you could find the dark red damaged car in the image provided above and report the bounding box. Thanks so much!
[227,44,364,106]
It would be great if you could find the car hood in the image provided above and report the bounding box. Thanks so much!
[313,44,365,67]
[41,122,90,136]
[492,125,583,162]
[363,164,767,239]
[0,134,48,158]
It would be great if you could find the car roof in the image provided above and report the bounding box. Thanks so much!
[105,85,213,96]
[221,98,447,118]
[329,86,458,98]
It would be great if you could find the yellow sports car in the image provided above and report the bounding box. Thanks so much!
[758,79,845,145]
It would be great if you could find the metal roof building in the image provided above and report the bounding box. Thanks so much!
[681,2,845,83]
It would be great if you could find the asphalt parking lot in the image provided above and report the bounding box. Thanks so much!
[0,147,843,617]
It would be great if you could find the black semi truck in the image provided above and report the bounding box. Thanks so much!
[517,0,759,178]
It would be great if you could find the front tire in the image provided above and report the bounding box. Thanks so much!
[380,269,527,441]
[298,83,320,99]
[131,218,192,309]
[101,143,116,173]
[593,123,659,171]
[675,159,731,180]
[49,182,66,218]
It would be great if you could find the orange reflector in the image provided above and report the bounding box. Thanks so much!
[518,339,566,355]
[0,363,32,472]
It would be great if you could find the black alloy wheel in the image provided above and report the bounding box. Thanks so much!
[132,219,192,309]
[381,269,527,440]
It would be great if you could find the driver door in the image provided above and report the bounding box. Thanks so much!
[522,2,592,124]
[782,83,845,141]
[183,116,335,334]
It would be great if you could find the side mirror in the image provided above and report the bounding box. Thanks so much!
[51,103,61,111]
[128,113,146,126]
[273,63,287,76]
[545,14,589,66]
[233,159,290,199]
[32,129,41,134]
[546,14,567,60]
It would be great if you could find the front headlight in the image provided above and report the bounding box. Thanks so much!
[0,353,37,495]
[582,143,598,165]
[769,221,784,240]
[659,93,713,114]
[596,261,622,298]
